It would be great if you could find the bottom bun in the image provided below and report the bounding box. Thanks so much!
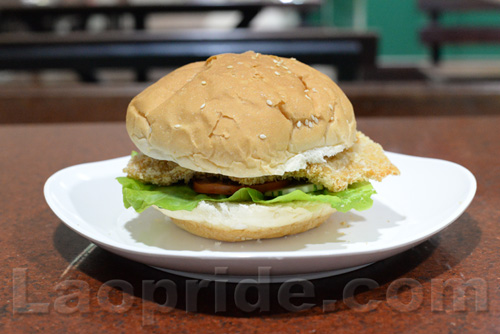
[154,201,335,242]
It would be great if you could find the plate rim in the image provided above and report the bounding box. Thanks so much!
[44,152,477,261]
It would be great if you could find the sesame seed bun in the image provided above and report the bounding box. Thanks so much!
[126,51,356,178]
[155,201,336,242]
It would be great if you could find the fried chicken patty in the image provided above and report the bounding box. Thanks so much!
[124,132,399,193]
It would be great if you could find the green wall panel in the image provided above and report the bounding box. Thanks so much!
[366,0,428,57]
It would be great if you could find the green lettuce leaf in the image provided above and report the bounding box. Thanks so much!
[116,177,376,213]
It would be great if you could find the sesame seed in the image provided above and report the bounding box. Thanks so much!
[305,95,311,100]
[330,116,334,121]
[273,59,278,63]
[201,81,207,85]
[304,119,309,126]
[227,65,233,69]
[287,71,292,74]
[282,65,288,70]
[275,71,280,76]
[304,89,309,93]
[174,124,181,128]
[312,115,319,124]
[296,121,302,128]
[200,103,205,109]
[308,121,313,128]
[312,88,318,92]
[291,57,296,61]
[266,100,273,106]
[259,134,267,139]
[328,104,334,111]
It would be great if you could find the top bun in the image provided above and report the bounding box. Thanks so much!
[127,51,356,177]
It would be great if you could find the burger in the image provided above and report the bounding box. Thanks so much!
[117,51,399,242]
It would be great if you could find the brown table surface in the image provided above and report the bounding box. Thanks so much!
[1,85,499,333]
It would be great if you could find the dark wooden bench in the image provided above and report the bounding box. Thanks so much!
[3,82,500,123]
[418,0,500,64]
[0,28,377,81]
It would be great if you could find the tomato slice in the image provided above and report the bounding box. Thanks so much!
[192,178,290,195]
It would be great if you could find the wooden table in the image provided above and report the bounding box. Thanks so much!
[1,84,499,332]
[418,0,500,64]
[0,0,321,31]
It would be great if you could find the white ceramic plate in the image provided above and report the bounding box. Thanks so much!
[44,152,476,279]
